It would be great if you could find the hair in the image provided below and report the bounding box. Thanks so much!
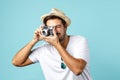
[43,15,67,27]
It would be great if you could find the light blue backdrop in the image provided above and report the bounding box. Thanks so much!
[0,0,120,80]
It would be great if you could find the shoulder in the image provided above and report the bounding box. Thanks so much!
[70,35,88,42]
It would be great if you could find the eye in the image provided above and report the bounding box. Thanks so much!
[55,25,62,28]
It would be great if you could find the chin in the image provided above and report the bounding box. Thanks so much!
[58,34,65,42]
[59,39,63,42]
[59,37,64,42]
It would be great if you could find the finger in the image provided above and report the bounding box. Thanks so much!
[38,25,44,33]
[34,29,39,35]
[43,36,50,39]
[39,24,44,28]
[42,36,48,41]
[37,28,40,34]
[37,27,42,36]
[34,28,41,37]
[53,27,57,36]
[44,38,48,42]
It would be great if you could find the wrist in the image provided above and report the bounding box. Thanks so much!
[54,42,62,48]
[30,39,38,46]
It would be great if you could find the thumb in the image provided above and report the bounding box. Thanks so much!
[53,27,57,37]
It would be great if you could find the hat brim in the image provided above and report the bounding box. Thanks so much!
[41,13,71,26]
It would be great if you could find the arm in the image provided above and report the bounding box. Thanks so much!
[12,26,44,67]
[43,28,87,75]
[12,39,37,67]
[54,42,87,75]
[44,37,86,75]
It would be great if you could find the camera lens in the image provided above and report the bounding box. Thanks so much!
[42,29,48,36]
[42,31,46,35]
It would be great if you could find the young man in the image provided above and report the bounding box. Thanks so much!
[12,8,92,80]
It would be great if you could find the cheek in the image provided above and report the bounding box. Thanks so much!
[62,28,67,33]
[56,27,66,33]
[56,28,62,33]
[61,29,66,35]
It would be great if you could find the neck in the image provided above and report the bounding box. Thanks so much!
[60,35,70,49]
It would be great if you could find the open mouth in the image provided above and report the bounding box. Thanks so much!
[56,33,60,36]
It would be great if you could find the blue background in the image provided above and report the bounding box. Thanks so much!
[0,0,120,80]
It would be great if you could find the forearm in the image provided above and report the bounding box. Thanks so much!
[54,43,86,75]
[12,39,37,65]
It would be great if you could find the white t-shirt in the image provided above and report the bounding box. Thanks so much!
[29,35,92,80]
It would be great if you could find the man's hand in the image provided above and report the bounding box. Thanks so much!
[43,27,60,46]
[33,25,44,43]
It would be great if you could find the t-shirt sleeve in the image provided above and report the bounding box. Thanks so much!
[29,48,39,63]
[73,36,90,63]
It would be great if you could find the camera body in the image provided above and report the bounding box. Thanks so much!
[42,26,53,36]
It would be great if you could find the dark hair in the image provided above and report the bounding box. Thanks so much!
[43,15,66,26]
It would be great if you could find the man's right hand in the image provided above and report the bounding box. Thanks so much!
[33,25,44,42]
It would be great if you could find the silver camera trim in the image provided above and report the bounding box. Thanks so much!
[42,26,54,36]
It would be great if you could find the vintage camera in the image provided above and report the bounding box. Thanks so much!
[42,26,53,36]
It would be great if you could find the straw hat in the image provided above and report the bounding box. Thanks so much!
[41,8,71,26]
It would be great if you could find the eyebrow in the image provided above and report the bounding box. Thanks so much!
[54,24,62,27]
[47,24,62,27]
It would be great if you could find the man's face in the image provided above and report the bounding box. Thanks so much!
[46,19,67,42]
